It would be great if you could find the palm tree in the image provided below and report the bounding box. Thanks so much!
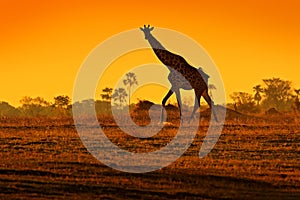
[253,84,263,106]
[112,88,128,109]
[208,84,216,100]
[123,72,138,106]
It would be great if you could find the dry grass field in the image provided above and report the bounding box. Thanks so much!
[0,109,299,199]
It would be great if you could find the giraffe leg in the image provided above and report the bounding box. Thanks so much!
[174,89,183,120]
[161,89,174,123]
[190,89,202,120]
[202,89,218,122]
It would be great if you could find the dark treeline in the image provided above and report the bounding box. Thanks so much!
[229,77,300,114]
[1,77,299,118]
[0,95,115,118]
[0,95,72,118]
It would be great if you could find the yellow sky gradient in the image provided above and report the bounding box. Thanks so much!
[1,0,300,106]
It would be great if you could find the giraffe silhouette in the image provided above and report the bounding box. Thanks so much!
[140,25,218,122]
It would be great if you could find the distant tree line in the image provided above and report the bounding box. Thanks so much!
[0,95,71,117]
[0,94,117,118]
[0,72,139,118]
[230,77,300,113]
[1,76,299,117]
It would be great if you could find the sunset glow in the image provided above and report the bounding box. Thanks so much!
[1,0,300,106]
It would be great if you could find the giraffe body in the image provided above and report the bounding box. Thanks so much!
[140,25,217,122]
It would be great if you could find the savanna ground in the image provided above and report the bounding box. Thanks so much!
[0,108,300,199]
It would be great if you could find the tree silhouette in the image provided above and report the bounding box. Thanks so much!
[19,96,51,117]
[53,95,70,116]
[100,87,113,102]
[54,95,70,109]
[292,89,300,112]
[0,101,20,117]
[230,92,256,113]
[123,72,138,106]
[253,85,263,106]
[262,77,293,110]
[294,89,300,98]
[20,96,50,108]
[112,88,128,109]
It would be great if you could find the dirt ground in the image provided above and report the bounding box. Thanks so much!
[0,114,299,199]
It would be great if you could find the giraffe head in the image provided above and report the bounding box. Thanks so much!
[140,25,154,40]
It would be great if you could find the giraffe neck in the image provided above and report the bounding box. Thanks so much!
[147,34,172,66]
[147,33,182,72]
[147,34,166,51]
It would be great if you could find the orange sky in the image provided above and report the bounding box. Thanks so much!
[1,0,300,106]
